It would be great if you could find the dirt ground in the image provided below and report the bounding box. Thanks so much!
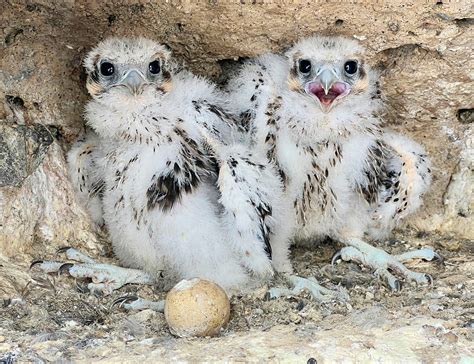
[0,229,472,362]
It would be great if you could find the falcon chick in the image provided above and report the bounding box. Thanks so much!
[33,37,291,301]
[226,35,440,291]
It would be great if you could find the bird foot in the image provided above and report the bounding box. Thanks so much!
[112,296,165,312]
[333,238,442,291]
[266,274,349,302]
[30,247,156,295]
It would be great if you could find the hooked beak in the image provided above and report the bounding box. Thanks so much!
[304,67,351,112]
[120,69,146,95]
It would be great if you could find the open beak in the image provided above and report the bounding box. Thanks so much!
[304,67,351,112]
[120,69,146,95]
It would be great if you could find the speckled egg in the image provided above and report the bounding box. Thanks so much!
[164,278,230,338]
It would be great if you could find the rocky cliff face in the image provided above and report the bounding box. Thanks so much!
[1,1,472,258]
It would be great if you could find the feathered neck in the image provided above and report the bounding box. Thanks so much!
[280,89,383,145]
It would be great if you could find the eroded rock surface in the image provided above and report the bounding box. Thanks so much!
[0,123,54,187]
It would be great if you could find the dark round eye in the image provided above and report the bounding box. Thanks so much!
[148,60,161,74]
[298,59,312,74]
[100,62,115,76]
[344,60,358,75]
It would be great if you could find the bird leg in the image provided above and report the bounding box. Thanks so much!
[112,296,165,312]
[30,247,156,295]
[332,237,442,291]
[266,274,349,302]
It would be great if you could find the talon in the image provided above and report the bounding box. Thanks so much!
[30,260,43,270]
[264,291,271,301]
[112,295,138,308]
[331,250,342,265]
[394,279,402,291]
[56,246,72,254]
[432,252,445,265]
[389,279,403,291]
[75,280,90,293]
[58,263,74,275]
[2,298,12,308]
[424,274,433,285]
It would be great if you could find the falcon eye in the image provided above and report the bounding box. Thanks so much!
[298,59,312,74]
[100,62,115,76]
[344,60,358,75]
[148,60,161,74]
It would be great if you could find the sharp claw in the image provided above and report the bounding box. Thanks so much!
[394,279,402,291]
[432,252,445,265]
[56,246,72,254]
[263,291,273,301]
[112,295,138,308]
[388,278,403,291]
[331,250,342,265]
[58,263,74,275]
[424,274,434,285]
[2,298,12,308]
[30,260,43,270]
[75,280,90,293]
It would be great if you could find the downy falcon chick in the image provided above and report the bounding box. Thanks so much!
[226,35,440,291]
[32,37,291,297]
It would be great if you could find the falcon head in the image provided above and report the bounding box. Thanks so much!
[285,36,376,113]
[83,37,173,105]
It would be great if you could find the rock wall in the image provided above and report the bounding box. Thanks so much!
[1,0,472,258]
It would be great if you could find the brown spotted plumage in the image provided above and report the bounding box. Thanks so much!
[47,37,292,299]
[227,35,439,293]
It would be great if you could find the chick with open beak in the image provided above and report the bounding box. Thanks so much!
[225,35,438,296]
[305,67,351,112]
[290,54,363,113]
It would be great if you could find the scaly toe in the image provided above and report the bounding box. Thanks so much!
[385,275,403,291]
[375,268,402,291]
